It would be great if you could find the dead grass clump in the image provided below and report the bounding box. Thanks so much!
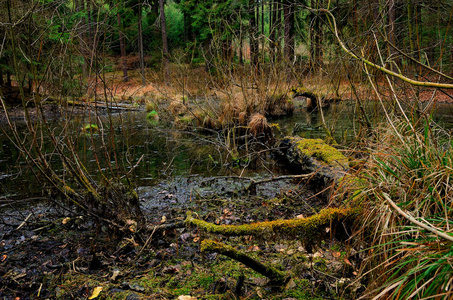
[237,111,248,126]
[248,113,271,137]
[145,101,158,112]
[264,94,295,117]
[169,100,187,116]
[347,119,453,299]
[174,115,195,130]
[202,115,221,129]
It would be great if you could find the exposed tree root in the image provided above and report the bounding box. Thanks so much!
[201,239,289,287]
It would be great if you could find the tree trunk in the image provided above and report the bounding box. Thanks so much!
[183,12,190,43]
[6,71,11,87]
[239,31,243,65]
[77,0,87,80]
[388,0,397,71]
[269,0,276,63]
[310,0,323,72]
[261,1,265,62]
[159,0,170,84]
[117,12,128,82]
[137,1,146,86]
[249,0,258,68]
[406,0,415,64]
[275,0,282,62]
[88,0,94,72]
[283,1,294,64]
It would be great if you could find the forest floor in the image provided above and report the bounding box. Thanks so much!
[1,175,362,300]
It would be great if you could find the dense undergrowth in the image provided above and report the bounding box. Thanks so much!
[348,119,453,299]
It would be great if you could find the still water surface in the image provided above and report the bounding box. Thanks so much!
[1,100,452,201]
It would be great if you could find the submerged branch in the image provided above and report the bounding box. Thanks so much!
[201,173,315,195]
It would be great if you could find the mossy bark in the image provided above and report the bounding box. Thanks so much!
[201,239,289,287]
[186,208,355,246]
[277,136,348,197]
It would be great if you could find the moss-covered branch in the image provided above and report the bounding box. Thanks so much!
[186,208,355,244]
[201,239,289,287]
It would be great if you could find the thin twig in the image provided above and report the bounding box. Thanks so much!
[16,213,32,230]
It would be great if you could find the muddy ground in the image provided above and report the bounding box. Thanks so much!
[1,174,364,300]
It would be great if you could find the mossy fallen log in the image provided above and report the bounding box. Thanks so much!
[65,99,139,111]
[186,208,355,246]
[277,136,348,197]
[201,239,289,287]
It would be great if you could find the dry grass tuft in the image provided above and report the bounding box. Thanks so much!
[237,111,248,126]
[168,100,187,116]
[248,113,271,137]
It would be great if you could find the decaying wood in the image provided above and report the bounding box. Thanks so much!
[201,239,289,287]
[186,208,355,245]
[276,136,349,198]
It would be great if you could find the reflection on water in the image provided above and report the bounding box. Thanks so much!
[278,100,453,142]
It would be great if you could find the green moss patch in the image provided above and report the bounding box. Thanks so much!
[294,138,347,166]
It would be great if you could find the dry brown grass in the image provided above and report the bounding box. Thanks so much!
[248,113,270,137]
[84,62,357,133]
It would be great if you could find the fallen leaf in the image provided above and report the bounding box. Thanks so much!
[162,265,181,274]
[344,258,352,266]
[62,217,71,225]
[161,215,167,223]
[178,296,196,300]
[256,287,263,298]
[193,236,200,242]
[88,286,103,299]
[313,252,323,258]
[353,271,358,276]
[110,269,120,281]
[248,245,260,252]
[332,251,341,258]
[126,219,137,233]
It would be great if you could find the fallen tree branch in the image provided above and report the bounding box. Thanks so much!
[186,208,355,245]
[16,213,32,230]
[138,221,186,256]
[382,193,453,243]
[201,239,289,287]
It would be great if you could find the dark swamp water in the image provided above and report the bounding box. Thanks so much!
[1,100,453,211]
